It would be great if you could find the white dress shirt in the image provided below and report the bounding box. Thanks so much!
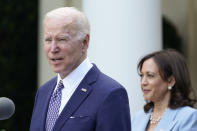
[53,58,93,114]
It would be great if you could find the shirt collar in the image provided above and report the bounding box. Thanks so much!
[57,57,93,90]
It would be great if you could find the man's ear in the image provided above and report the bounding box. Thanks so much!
[82,34,89,51]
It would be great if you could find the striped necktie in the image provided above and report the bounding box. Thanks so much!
[46,80,64,131]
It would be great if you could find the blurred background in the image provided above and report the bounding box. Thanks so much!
[0,0,196,130]
[0,0,37,130]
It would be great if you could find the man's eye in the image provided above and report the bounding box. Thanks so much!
[45,38,52,42]
[58,37,69,41]
[60,38,66,41]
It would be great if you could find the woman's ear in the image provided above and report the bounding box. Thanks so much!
[168,75,176,87]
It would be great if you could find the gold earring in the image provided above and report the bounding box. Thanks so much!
[168,86,172,90]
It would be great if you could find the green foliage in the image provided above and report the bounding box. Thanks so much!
[162,17,183,53]
[0,0,38,130]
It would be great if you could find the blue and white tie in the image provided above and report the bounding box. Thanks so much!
[46,80,64,131]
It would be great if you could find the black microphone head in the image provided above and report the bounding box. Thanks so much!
[0,97,15,120]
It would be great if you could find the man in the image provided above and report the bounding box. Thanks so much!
[30,7,131,131]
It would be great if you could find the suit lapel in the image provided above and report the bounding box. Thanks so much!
[142,110,152,131]
[140,110,152,130]
[53,65,99,131]
[155,108,179,131]
[40,77,57,131]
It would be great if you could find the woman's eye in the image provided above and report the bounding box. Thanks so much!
[147,74,154,78]
[139,74,143,77]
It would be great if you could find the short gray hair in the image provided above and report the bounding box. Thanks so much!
[44,7,90,40]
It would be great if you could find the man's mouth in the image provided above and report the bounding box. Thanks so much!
[50,58,63,63]
[51,58,62,61]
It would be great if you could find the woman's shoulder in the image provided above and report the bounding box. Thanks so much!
[177,106,197,115]
[172,106,197,130]
[131,109,151,130]
[172,106,197,122]
[133,109,146,116]
[132,109,150,121]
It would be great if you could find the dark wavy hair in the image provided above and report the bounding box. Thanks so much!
[137,49,197,113]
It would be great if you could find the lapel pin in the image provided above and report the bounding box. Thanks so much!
[81,88,87,92]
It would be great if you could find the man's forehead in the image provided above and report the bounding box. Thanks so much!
[45,18,77,32]
[45,16,73,25]
[44,21,77,38]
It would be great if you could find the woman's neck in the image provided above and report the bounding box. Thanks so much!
[153,102,168,113]
[153,91,170,112]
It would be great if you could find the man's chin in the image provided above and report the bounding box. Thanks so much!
[51,67,72,78]
[52,68,67,76]
[52,68,62,74]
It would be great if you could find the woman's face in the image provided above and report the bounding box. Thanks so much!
[140,58,171,103]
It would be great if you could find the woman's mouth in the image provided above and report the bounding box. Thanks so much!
[143,89,151,94]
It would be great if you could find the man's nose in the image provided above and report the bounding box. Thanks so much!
[51,41,59,53]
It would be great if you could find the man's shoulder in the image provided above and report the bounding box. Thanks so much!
[39,76,57,90]
[99,72,123,87]
[86,64,125,93]
[87,64,123,87]
[94,72,125,95]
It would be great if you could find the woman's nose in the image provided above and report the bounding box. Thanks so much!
[141,77,148,86]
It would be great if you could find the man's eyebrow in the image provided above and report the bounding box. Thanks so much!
[57,34,72,39]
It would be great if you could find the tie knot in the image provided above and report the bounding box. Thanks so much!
[57,80,64,91]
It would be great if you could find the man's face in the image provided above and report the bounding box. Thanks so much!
[44,17,86,79]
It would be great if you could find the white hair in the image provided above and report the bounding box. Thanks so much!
[44,7,90,40]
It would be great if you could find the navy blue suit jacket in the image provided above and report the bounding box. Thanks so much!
[30,65,131,131]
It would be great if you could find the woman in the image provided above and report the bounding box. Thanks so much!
[132,49,197,131]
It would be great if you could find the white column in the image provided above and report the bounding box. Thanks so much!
[82,0,162,114]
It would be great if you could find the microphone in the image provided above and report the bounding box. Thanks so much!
[0,97,15,120]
